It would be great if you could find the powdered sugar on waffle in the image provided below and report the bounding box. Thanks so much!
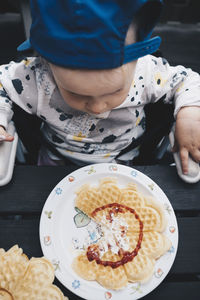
[83,214,129,257]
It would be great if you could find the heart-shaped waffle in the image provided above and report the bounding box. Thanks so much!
[73,178,171,290]
[0,245,68,300]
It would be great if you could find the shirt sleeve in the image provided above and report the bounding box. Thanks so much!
[144,55,200,118]
[0,57,39,129]
[0,82,13,128]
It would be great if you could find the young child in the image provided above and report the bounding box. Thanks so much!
[0,0,200,175]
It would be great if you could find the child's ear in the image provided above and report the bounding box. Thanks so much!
[125,22,137,46]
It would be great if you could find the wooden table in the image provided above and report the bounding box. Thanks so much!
[0,165,200,299]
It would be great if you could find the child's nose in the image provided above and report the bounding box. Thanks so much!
[86,98,107,114]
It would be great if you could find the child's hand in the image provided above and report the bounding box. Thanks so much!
[0,125,14,142]
[174,106,200,174]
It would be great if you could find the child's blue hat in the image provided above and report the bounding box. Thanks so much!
[18,0,163,69]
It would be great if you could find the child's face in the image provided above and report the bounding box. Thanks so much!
[49,61,137,115]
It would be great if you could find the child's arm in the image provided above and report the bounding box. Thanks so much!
[143,55,200,174]
[0,58,40,143]
[174,106,200,174]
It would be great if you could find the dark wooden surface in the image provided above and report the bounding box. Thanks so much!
[0,165,200,300]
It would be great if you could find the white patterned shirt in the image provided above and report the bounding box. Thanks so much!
[0,55,200,164]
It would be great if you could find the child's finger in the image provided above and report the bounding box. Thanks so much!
[171,139,178,153]
[0,127,14,142]
[189,149,200,163]
[172,144,178,153]
[179,148,189,174]
[0,134,14,142]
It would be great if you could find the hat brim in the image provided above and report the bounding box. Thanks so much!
[17,39,32,51]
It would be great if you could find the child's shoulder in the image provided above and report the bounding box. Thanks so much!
[138,54,169,68]
[0,56,52,85]
[0,56,41,76]
[136,55,170,79]
[0,56,45,73]
[15,56,45,71]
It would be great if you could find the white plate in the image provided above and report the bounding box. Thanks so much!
[39,163,178,300]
